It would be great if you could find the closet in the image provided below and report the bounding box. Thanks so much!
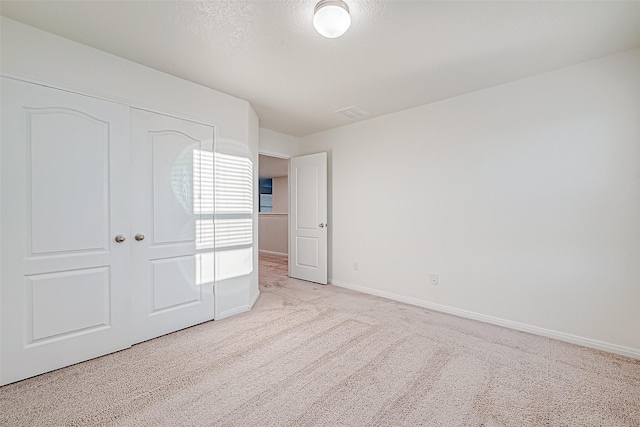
[1,78,217,385]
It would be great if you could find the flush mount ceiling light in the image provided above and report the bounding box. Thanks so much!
[313,0,351,39]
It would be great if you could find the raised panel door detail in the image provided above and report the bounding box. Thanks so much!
[296,164,319,230]
[151,131,198,245]
[296,236,319,268]
[289,152,327,285]
[1,78,131,386]
[150,256,201,314]
[28,267,111,343]
[28,108,109,255]
[130,108,215,345]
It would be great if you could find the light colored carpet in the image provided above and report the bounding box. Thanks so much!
[1,253,639,426]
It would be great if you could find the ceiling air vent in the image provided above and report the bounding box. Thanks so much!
[334,105,369,119]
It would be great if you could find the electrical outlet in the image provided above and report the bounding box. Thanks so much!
[430,273,438,285]
[353,261,359,271]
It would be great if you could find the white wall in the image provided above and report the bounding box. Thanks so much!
[299,49,640,357]
[259,215,288,256]
[0,18,249,145]
[0,17,260,319]
[272,176,288,214]
[259,128,301,158]
[259,175,288,255]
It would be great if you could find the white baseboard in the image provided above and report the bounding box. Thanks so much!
[217,305,249,320]
[250,289,261,309]
[329,279,640,360]
[217,290,261,320]
[259,249,288,257]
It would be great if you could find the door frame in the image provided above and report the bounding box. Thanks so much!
[258,150,292,265]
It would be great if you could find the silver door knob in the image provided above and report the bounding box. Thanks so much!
[319,223,325,228]
[114,235,126,243]
[135,234,145,241]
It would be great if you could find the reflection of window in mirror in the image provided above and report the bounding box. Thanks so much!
[259,178,273,212]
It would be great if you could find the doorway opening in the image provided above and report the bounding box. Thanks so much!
[258,154,289,275]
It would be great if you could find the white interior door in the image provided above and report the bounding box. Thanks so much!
[130,109,215,344]
[0,78,131,385]
[289,152,328,284]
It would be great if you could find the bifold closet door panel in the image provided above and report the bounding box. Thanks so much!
[129,108,215,344]
[0,78,132,385]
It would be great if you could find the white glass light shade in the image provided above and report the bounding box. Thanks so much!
[313,0,351,39]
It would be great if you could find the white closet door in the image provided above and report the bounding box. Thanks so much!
[0,78,131,385]
[130,109,215,344]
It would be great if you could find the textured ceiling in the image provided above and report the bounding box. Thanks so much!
[2,1,640,137]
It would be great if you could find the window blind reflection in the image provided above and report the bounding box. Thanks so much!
[215,152,253,214]
[193,149,214,215]
[195,219,214,250]
[213,218,252,248]
[193,149,253,282]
